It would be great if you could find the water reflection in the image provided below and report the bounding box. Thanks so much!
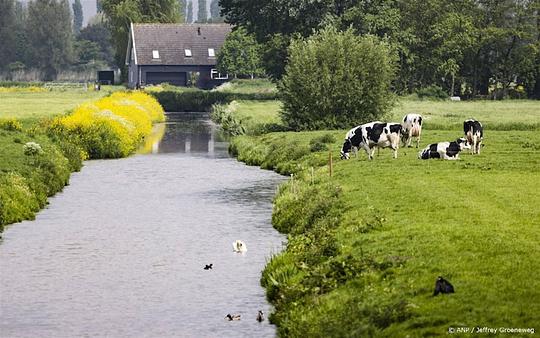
[140,112,229,155]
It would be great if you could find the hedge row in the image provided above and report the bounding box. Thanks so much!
[150,89,278,112]
[0,81,44,88]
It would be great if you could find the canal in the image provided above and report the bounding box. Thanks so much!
[0,113,285,338]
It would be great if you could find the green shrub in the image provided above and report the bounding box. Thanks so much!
[0,173,42,227]
[54,139,86,171]
[279,26,397,130]
[416,85,449,100]
[211,103,246,136]
[151,89,278,112]
[0,81,44,88]
[254,122,291,134]
[309,133,336,152]
[273,180,342,234]
[23,142,43,156]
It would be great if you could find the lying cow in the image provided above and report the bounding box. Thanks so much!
[341,121,402,160]
[418,138,471,160]
[401,113,423,148]
[464,119,483,154]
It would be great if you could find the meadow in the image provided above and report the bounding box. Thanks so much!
[225,98,540,336]
[224,97,540,132]
[0,86,120,126]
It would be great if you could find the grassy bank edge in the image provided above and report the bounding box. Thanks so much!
[227,128,540,337]
[0,91,165,232]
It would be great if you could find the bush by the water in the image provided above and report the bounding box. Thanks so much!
[210,102,246,136]
[48,91,165,159]
[151,88,278,112]
[279,27,397,130]
[416,85,449,100]
[0,130,74,230]
[309,133,336,152]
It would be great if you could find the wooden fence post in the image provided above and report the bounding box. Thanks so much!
[329,151,333,177]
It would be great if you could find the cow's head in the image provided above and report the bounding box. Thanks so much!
[456,137,471,150]
[400,128,410,141]
[340,139,352,160]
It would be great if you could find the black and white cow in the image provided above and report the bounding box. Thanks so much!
[418,138,471,160]
[401,113,423,148]
[463,119,483,154]
[340,121,402,160]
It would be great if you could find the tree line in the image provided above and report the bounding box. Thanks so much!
[0,0,115,81]
[219,0,540,99]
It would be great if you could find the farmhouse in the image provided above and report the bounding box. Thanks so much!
[126,23,232,89]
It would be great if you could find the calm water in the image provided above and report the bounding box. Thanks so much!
[0,113,285,338]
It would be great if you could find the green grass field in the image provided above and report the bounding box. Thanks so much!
[226,98,540,131]
[214,78,278,94]
[228,98,540,336]
[391,98,540,130]
[0,86,119,126]
[229,100,282,133]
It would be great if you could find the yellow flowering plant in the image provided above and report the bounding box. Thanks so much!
[49,91,166,159]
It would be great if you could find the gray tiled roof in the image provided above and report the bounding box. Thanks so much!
[132,23,232,66]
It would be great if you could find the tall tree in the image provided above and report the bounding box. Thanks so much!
[101,0,180,77]
[197,0,207,22]
[279,27,397,130]
[79,21,115,65]
[12,1,29,67]
[217,27,264,78]
[72,0,83,34]
[219,0,359,79]
[178,0,186,22]
[26,0,73,80]
[0,0,16,70]
[186,0,193,22]
[210,0,222,22]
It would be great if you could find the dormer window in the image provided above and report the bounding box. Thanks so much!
[185,49,192,57]
[152,50,160,59]
[208,48,215,57]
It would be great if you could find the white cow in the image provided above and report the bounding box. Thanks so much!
[401,113,423,148]
[340,121,402,160]
[464,119,483,154]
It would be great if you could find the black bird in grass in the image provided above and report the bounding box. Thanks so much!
[433,276,454,296]
[256,310,264,322]
[204,264,213,270]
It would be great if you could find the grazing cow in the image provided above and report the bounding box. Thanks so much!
[401,113,423,148]
[463,119,483,154]
[341,121,402,160]
[418,138,470,160]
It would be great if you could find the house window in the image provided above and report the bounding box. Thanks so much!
[208,48,215,57]
[185,49,192,57]
[152,50,160,59]
[211,69,228,80]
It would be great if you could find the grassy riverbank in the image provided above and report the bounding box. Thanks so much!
[226,98,540,336]
[0,89,164,232]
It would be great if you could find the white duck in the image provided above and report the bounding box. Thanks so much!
[232,240,247,253]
